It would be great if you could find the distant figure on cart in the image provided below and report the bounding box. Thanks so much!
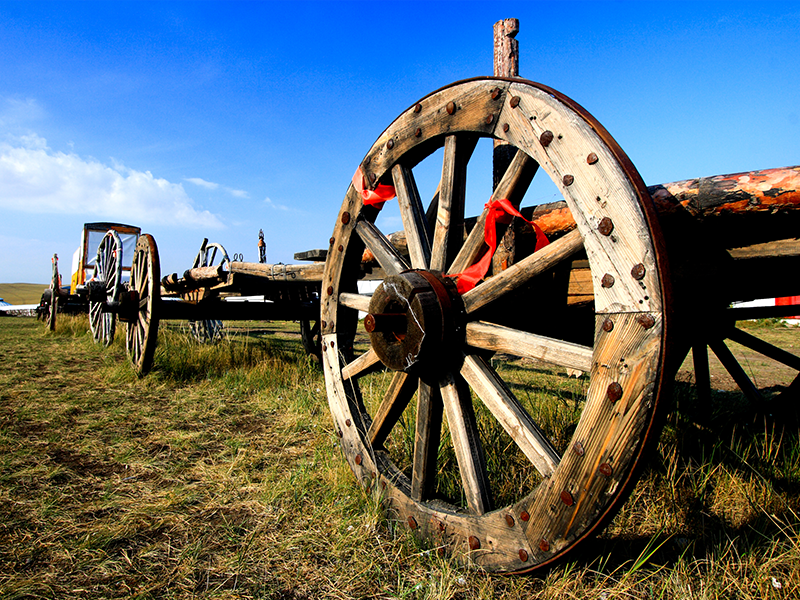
[258,229,266,263]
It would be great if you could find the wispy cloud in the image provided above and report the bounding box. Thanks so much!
[0,134,223,228]
[264,196,289,211]
[186,176,249,198]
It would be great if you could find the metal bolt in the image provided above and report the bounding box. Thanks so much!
[502,123,510,132]
[329,237,335,245]
[321,320,327,328]
[560,490,574,506]
[355,454,362,466]
[637,314,656,329]
[468,536,480,550]
[539,539,550,552]
[587,152,599,165]
[387,139,394,150]
[519,549,529,562]
[520,511,530,522]
[414,127,422,138]
[602,318,614,332]
[485,114,494,124]
[598,216,614,236]
[563,174,575,187]
[505,514,515,527]
[327,286,334,295]
[338,245,344,252]
[599,463,613,477]
[607,382,623,402]
[345,419,351,427]
[539,130,554,147]
[446,101,456,115]
[601,274,615,288]
[407,515,417,529]
[491,87,501,100]
[631,263,646,280]
[414,103,422,113]
[509,96,521,108]
[329,341,335,348]
[573,441,585,456]
[341,212,351,224]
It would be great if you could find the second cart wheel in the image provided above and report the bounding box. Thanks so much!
[189,240,228,343]
[321,78,672,573]
[126,234,161,375]
[47,254,59,331]
[90,230,124,346]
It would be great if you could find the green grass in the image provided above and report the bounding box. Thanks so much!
[0,315,798,599]
[0,283,47,305]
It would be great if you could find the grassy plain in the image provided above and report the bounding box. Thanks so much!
[0,283,47,306]
[0,316,798,599]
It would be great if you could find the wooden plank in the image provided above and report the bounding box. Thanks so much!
[338,292,371,313]
[439,372,491,515]
[465,321,593,372]
[411,380,443,502]
[393,164,432,269]
[229,261,324,282]
[355,219,410,276]
[461,229,583,314]
[460,354,560,476]
[368,371,418,448]
[293,249,328,262]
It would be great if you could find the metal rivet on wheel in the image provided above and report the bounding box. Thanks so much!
[509,96,520,108]
[502,123,510,132]
[602,318,614,332]
[321,320,327,328]
[329,341,335,348]
[607,382,623,402]
[520,511,530,522]
[415,127,422,138]
[637,314,656,329]
[407,515,417,529]
[539,130,554,147]
[505,514,515,527]
[414,103,422,113]
[631,263,646,280]
[599,463,613,477]
[598,216,614,236]
[446,101,456,115]
[345,419,351,427]
[338,245,343,252]
[355,454,362,466]
[485,114,494,124]
[468,536,480,550]
[341,212,350,224]
[601,274,615,288]
[491,87,501,100]
[539,539,550,552]
[560,490,574,506]
[326,286,334,295]
[587,152,599,165]
[563,174,575,187]
[573,441,585,456]
[519,549,529,562]
[329,237,335,245]
[387,139,394,150]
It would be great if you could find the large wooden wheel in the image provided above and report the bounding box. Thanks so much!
[46,254,59,331]
[89,230,123,346]
[321,78,672,573]
[188,240,226,343]
[126,234,161,375]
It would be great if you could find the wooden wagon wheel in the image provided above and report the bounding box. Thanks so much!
[89,230,123,346]
[46,254,59,331]
[189,240,226,342]
[321,78,673,573]
[126,234,161,375]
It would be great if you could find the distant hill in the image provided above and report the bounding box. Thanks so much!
[0,283,48,305]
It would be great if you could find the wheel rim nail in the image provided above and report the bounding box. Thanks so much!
[510,96,520,108]
[414,103,422,113]
[520,511,530,522]
[341,212,350,224]
[407,516,417,529]
[563,174,575,186]
[446,101,456,115]
[415,127,422,137]
[607,382,623,402]
[329,237,335,245]
[503,123,510,132]
[345,419,351,427]
[326,286,334,295]
[600,463,613,476]
[601,274,615,288]
[560,490,574,506]
[573,441,585,456]
[355,454,362,465]
[519,549,529,562]
[468,536,480,550]
[485,114,494,124]
[387,139,394,150]
[539,539,550,552]
[338,245,343,252]
[637,314,656,329]
[631,263,646,280]
[598,216,614,236]
[505,514,515,527]
[539,130,554,146]
[602,318,614,332]
[491,87,501,100]
[587,152,599,164]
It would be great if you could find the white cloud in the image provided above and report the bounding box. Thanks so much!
[264,196,289,211]
[228,188,248,198]
[0,134,223,228]
[0,97,46,128]
[185,177,219,190]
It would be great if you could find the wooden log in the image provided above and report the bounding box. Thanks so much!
[229,261,324,282]
[183,264,224,282]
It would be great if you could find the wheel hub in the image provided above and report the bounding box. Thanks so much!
[366,270,464,374]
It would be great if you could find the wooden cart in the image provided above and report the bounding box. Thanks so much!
[319,76,800,574]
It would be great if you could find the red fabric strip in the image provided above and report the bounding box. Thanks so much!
[352,167,396,209]
[450,198,549,294]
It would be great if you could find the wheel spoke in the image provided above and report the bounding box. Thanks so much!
[461,229,583,314]
[460,354,560,477]
[430,135,477,272]
[439,371,491,515]
[726,327,800,370]
[355,220,410,276]
[338,292,372,313]
[368,371,418,448]
[692,343,711,403]
[447,150,539,275]
[392,164,431,269]
[342,347,381,380]
[411,379,443,502]
[465,321,593,372]
[708,339,765,404]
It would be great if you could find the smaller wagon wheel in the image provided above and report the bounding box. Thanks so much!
[89,230,124,346]
[126,234,161,375]
[46,253,59,331]
[189,241,227,342]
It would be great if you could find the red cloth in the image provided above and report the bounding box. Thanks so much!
[449,198,549,294]
[352,167,396,209]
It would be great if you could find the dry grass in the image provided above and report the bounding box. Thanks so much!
[0,283,47,306]
[1,315,798,599]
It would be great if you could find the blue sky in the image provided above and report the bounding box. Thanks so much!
[1,1,798,284]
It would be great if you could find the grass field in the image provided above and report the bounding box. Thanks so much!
[0,283,48,306]
[1,315,798,599]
